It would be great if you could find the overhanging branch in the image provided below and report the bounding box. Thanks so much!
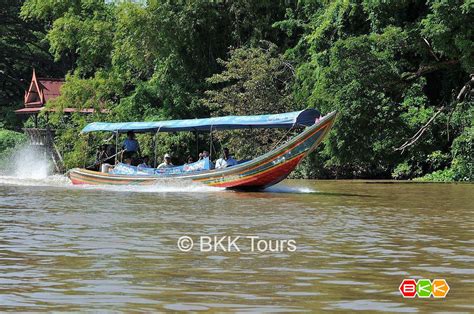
[394,106,445,153]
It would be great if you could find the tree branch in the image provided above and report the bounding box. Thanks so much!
[456,74,474,101]
[395,74,473,152]
[422,37,440,62]
[402,60,459,80]
[394,106,445,152]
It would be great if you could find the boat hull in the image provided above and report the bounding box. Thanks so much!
[68,111,336,190]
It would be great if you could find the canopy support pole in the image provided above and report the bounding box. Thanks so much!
[153,127,162,168]
[153,129,158,168]
[209,126,213,161]
[195,131,199,158]
[84,133,90,168]
[114,131,119,164]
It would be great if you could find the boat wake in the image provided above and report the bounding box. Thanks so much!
[0,171,314,194]
[0,174,71,187]
[76,180,225,193]
[0,146,311,194]
[0,173,225,193]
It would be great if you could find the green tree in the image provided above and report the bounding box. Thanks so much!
[277,0,473,179]
[0,0,62,128]
[203,43,297,159]
[422,0,474,71]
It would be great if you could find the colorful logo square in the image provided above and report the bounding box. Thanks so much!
[417,279,432,297]
[432,279,450,298]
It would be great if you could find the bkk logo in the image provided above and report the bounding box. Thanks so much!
[399,279,449,298]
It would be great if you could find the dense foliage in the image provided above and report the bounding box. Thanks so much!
[0,0,472,180]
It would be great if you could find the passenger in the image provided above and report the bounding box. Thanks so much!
[96,144,108,163]
[201,150,215,169]
[215,147,237,169]
[122,131,141,160]
[198,152,204,160]
[138,156,151,168]
[86,144,107,170]
[157,153,174,169]
[186,156,194,164]
[201,150,214,169]
[104,144,116,164]
[124,157,132,165]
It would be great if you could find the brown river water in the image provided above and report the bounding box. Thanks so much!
[0,176,472,312]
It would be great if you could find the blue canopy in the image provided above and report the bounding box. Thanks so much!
[81,109,320,133]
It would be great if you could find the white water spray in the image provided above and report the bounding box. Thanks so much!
[12,145,52,179]
[0,144,70,186]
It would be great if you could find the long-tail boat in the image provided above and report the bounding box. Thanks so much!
[68,109,336,190]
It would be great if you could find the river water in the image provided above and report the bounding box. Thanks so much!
[0,176,472,312]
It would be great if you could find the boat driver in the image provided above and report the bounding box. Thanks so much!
[122,131,141,161]
[215,148,237,169]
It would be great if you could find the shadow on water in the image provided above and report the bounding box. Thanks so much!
[305,191,375,198]
[262,184,375,198]
[240,190,376,198]
[225,185,376,199]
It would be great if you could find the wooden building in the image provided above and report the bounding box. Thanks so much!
[15,69,104,173]
[15,69,95,125]
[15,69,64,126]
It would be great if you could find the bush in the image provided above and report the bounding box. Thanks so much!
[416,127,473,182]
[450,127,473,181]
[415,168,455,182]
[392,162,412,180]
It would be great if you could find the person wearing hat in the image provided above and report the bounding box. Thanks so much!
[157,153,174,169]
